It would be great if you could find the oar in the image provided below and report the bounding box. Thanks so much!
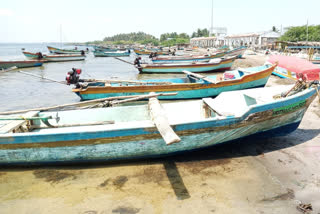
[113,57,134,65]
[19,70,67,85]
[0,93,178,115]
[110,92,177,105]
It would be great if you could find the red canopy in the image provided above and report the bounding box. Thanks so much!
[268,55,320,80]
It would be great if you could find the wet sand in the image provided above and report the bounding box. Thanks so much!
[0,55,320,214]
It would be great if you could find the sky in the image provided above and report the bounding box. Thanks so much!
[0,0,319,43]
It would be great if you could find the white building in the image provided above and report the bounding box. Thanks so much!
[225,31,281,48]
[190,36,217,48]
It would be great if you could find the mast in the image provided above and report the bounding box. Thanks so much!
[60,24,62,48]
[210,0,213,36]
[306,19,309,43]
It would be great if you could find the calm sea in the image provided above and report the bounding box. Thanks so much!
[0,43,142,111]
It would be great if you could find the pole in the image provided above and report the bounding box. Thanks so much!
[210,0,213,36]
[306,19,309,43]
[19,70,67,85]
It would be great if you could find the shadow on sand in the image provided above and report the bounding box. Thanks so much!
[1,128,319,200]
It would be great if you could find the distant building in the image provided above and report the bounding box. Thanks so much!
[190,36,217,48]
[190,27,227,48]
[225,31,281,49]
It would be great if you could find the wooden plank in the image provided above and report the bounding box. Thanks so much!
[181,70,216,84]
[148,92,181,145]
[0,111,39,134]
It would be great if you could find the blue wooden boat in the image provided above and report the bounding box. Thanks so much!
[138,56,236,73]
[47,46,88,54]
[72,64,276,100]
[267,55,320,80]
[23,51,86,62]
[225,46,247,58]
[0,82,318,165]
[0,60,44,69]
[93,51,130,57]
[151,52,226,64]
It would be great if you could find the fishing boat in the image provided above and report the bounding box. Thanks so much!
[138,56,237,73]
[23,51,86,62]
[0,82,318,165]
[151,52,226,64]
[134,49,169,55]
[47,46,88,54]
[225,46,247,58]
[72,64,277,100]
[310,57,320,64]
[93,50,130,57]
[0,60,44,69]
[267,55,320,80]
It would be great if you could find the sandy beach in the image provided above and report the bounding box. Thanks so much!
[0,54,319,214]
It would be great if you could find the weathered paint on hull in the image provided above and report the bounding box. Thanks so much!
[134,50,169,55]
[0,61,43,69]
[0,88,316,165]
[76,77,269,100]
[23,52,85,62]
[0,108,307,165]
[47,46,88,54]
[140,62,233,73]
[93,52,130,57]
[152,53,226,64]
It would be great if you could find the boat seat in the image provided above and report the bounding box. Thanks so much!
[0,111,39,134]
[202,93,257,117]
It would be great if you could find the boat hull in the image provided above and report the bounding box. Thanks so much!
[0,88,316,165]
[73,65,274,100]
[23,52,85,62]
[134,49,169,55]
[93,52,130,57]
[140,58,235,73]
[152,52,226,64]
[0,61,43,69]
[47,46,88,54]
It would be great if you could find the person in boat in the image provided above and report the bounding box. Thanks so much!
[37,52,43,59]
[128,49,131,53]
[134,57,142,68]
[154,52,157,57]
[81,50,85,55]
[172,49,176,56]
[66,68,84,88]
[86,48,89,51]
[75,47,78,50]
[149,52,155,58]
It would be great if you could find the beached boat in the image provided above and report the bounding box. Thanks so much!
[134,49,169,55]
[0,60,44,69]
[0,82,318,165]
[151,52,226,64]
[311,57,320,64]
[267,55,320,80]
[93,51,130,57]
[23,51,86,62]
[72,64,276,100]
[47,46,88,54]
[225,46,247,58]
[138,56,236,73]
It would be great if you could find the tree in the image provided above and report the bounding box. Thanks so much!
[191,28,210,38]
[279,25,320,41]
[103,32,157,42]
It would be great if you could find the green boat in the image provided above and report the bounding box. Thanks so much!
[0,60,44,69]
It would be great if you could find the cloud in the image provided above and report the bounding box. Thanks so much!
[0,8,13,16]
